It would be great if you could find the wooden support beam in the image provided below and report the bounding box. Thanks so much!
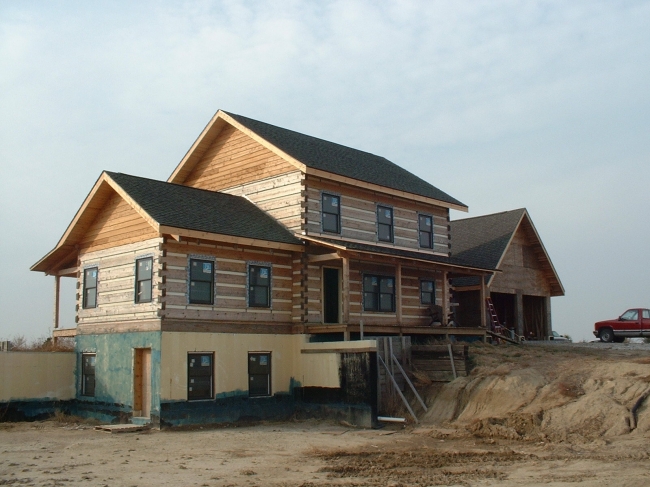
[480,276,487,329]
[53,275,60,332]
[516,290,524,338]
[396,262,402,326]
[441,271,448,326]
[342,255,350,324]
[307,252,340,263]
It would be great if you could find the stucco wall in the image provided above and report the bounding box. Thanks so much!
[0,352,75,401]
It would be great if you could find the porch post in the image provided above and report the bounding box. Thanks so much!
[516,291,524,338]
[396,262,402,326]
[479,275,487,329]
[342,255,350,324]
[544,296,552,339]
[53,275,60,330]
[441,271,448,325]
[53,275,60,344]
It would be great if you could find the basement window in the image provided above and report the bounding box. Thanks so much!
[189,259,214,305]
[322,193,340,233]
[420,280,435,305]
[363,274,395,312]
[248,265,271,307]
[248,352,271,397]
[82,267,98,309]
[81,353,96,397]
[377,205,393,242]
[187,353,213,400]
[418,214,433,249]
[135,257,153,303]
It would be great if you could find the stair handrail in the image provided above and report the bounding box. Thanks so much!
[378,354,418,423]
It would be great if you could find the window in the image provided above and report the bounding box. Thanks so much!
[83,267,98,309]
[187,353,213,400]
[621,309,639,321]
[418,214,433,249]
[248,352,271,397]
[135,257,153,303]
[643,310,650,319]
[322,193,340,233]
[248,265,270,307]
[377,206,393,242]
[81,353,96,397]
[363,274,395,312]
[420,280,435,305]
[189,259,214,305]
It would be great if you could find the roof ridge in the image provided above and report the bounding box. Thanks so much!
[222,111,391,162]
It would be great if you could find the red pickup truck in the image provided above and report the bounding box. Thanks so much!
[593,308,650,342]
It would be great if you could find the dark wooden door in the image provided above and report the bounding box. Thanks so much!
[323,268,340,323]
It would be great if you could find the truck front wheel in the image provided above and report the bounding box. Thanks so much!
[599,328,614,343]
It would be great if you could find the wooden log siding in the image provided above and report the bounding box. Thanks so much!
[160,241,295,324]
[80,192,159,254]
[77,238,162,325]
[490,230,552,296]
[305,258,444,326]
[182,123,298,193]
[304,177,449,254]
[220,171,305,234]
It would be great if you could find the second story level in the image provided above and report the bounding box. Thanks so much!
[168,110,467,256]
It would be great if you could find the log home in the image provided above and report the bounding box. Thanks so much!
[31,110,558,426]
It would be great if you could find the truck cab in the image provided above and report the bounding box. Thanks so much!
[594,308,650,342]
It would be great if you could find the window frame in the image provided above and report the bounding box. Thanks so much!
[363,274,396,312]
[188,258,215,305]
[82,266,98,309]
[248,352,271,397]
[420,279,435,305]
[134,257,153,304]
[248,264,271,308]
[321,192,341,234]
[377,205,394,243]
[418,213,434,249]
[187,352,214,401]
[81,353,96,397]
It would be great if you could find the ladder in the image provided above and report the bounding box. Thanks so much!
[486,297,501,331]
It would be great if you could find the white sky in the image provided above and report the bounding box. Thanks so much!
[1,1,649,343]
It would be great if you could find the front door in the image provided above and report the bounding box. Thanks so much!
[323,268,340,323]
[133,348,151,418]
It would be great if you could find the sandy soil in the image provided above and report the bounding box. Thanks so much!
[2,343,650,486]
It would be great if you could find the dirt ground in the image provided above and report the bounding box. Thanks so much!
[2,343,650,487]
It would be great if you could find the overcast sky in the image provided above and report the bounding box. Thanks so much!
[1,1,649,343]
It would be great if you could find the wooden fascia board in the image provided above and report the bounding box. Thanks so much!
[305,167,468,212]
[168,110,306,184]
[307,252,341,263]
[103,174,161,232]
[167,111,226,184]
[218,111,306,173]
[519,211,566,296]
[159,225,304,252]
[488,212,525,287]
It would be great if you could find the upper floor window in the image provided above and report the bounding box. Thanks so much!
[363,274,395,312]
[248,264,271,307]
[135,257,153,303]
[418,214,433,249]
[189,259,214,305]
[377,205,393,242]
[83,267,98,309]
[322,193,340,234]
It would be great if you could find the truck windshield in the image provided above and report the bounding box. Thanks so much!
[621,310,638,320]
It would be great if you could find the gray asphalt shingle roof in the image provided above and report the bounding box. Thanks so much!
[225,112,465,208]
[107,172,302,246]
[450,209,526,270]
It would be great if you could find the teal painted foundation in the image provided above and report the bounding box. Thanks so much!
[74,332,162,424]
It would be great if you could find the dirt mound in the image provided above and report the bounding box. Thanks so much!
[422,344,650,443]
